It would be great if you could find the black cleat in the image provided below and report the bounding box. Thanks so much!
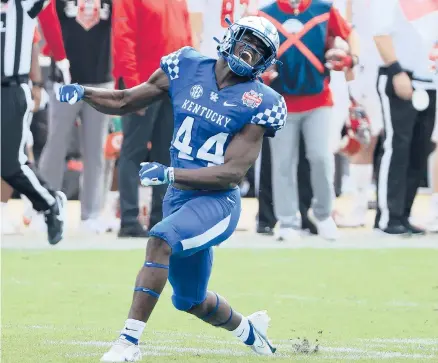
[377,221,410,235]
[302,217,318,235]
[402,218,426,235]
[118,223,149,238]
[256,225,275,236]
[45,191,67,245]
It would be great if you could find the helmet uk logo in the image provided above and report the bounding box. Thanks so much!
[242,90,263,108]
[190,85,204,100]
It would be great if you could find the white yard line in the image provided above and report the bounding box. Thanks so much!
[64,351,172,358]
[8,326,438,344]
[5,325,437,360]
[48,340,437,360]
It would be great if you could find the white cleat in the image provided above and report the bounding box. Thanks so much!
[275,227,300,242]
[80,218,109,234]
[247,310,276,355]
[100,338,141,362]
[309,212,339,241]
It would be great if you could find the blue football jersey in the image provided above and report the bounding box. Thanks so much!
[160,47,287,169]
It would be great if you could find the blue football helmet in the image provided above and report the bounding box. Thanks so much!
[216,16,280,79]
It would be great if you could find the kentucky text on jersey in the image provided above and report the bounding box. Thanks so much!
[181,99,232,128]
[160,46,287,169]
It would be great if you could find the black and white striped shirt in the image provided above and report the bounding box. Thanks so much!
[1,0,48,79]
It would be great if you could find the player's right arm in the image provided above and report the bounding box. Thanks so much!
[83,69,169,115]
[57,68,169,115]
[58,46,196,114]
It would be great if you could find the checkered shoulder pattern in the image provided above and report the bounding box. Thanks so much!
[160,47,188,81]
[250,96,287,132]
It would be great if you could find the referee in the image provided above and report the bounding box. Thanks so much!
[1,0,65,244]
[372,0,436,235]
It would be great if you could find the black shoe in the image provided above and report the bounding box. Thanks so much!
[256,225,275,236]
[118,223,149,238]
[402,219,426,235]
[378,221,410,235]
[45,191,67,245]
[302,217,318,235]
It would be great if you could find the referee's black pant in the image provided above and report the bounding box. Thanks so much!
[375,68,436,229]
[1,82,56,211]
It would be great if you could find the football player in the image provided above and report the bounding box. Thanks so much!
[58,16,286,361]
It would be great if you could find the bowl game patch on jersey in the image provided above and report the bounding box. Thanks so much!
[242,90,263,108]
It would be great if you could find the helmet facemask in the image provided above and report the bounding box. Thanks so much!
[216,18,277,79]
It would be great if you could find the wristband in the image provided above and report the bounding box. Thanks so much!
[167,167,175,184]
[32,81,44,88]
[386,61,403,77]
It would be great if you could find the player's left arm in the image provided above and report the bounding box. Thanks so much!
[173,124,265,190]
[139,124,266,190]
[139,93,286,189]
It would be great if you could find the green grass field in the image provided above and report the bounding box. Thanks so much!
[2,248,438,362]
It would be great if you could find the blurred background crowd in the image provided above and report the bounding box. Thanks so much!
[1,0,437,240]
